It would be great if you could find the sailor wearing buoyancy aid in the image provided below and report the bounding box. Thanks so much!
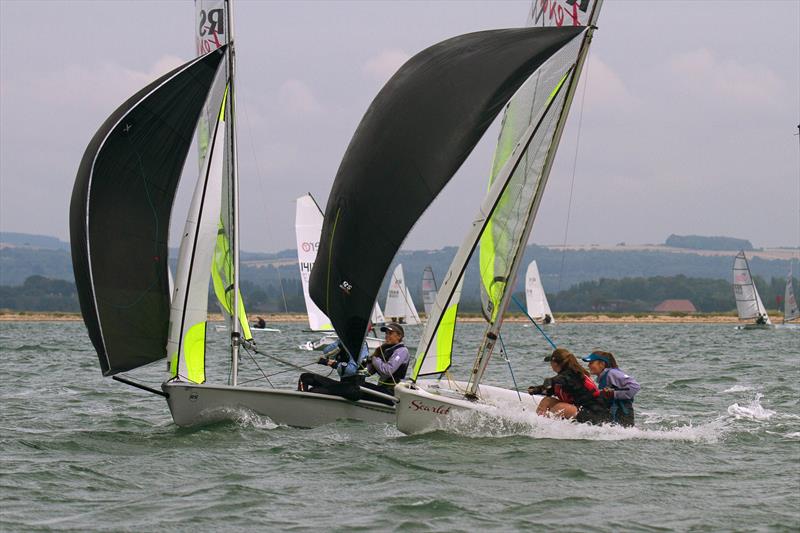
[529,348,610,424]
[583,351,640,427]
[365,323,410,397]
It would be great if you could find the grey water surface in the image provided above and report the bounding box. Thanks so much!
[1,321,798,531]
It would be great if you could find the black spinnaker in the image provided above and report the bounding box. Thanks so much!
[70,47,227,376]
[309,27,583,358]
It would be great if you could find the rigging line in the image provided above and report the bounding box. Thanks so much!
[556,55,591,294]
[240,344,274,387]
[497,334,522,402]
[511,294,557,350]
[237,91,290,314]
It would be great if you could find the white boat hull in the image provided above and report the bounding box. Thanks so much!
[735,323,775,330]
[394,379,540,435]
[163,381,394,428]
[775,323,800,330]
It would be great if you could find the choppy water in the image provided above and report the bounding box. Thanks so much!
[1,321,798,531]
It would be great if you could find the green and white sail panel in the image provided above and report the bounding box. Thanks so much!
[296,194,334,331]
[785,270,799,322]
[732,251,771,324]
[421,266,438,316]
[415,3,602,382]
[168,89,229,383]
[525,260,554,322]
[384,264,421,325]
[195,0,252,340]
[413,277,462,379]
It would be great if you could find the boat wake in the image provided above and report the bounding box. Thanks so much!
[726,393,776,420]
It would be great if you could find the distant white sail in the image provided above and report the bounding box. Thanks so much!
[295,194,333,331]
[371,302,386,325]
[784,270,799,323]
[421,266,437,316]
[732,251,771,325]
[384,264,421,325]
[525,260,553,323]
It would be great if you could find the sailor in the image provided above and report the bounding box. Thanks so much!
[528,348,610,424]
[755,314,767,325]
[254,316,266,329]
[582,351,640,427]
[297,340,368,402]
[543,314,552,324]
[363,322,410,404]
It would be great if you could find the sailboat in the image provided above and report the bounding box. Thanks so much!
[307,0,594,433]
[296,193,383,351]
[421,266,438,317]
[393,1,603,434]
[384,264,421,325]
[776,267,799,329]
[70,0,396,427]
[732,250,774,330]
[525,260,554,324]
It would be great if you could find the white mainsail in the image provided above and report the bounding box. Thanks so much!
[784,269,799,323]
[732,250,771,325]
[525,260,553,323]
[384,264,421,325]
[421,266,438,316]
[295,194,334,331]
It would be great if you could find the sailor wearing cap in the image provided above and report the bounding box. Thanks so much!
[363,323,410,403]
[582,351,640,427]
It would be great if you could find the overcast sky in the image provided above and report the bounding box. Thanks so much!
[1,0,798,253]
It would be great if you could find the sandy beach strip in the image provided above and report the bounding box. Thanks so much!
[0,311,763,324]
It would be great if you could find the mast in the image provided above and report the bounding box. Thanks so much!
[225,0,240,385]
[465,1,603,397]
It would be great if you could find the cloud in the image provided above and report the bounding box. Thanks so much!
[667,48,784,107]
[21,55,185,111]
[277,79,322,115]
[583,55,634,110]
[362,49,411,82]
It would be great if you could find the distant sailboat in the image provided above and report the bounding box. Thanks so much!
[525,260,554,324]
[421,266,438,317]
[384,264,421,325]
[295,193,383,350]
[777,267,799,329]
[732,250,773,329]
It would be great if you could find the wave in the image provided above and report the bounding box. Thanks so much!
[726,393,776,421]
[722,385,753,393]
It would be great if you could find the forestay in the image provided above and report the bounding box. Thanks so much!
[309,26,584,359]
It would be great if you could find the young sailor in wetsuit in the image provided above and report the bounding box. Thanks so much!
[528,348,610,425]
[362,322,410,405]
[582,351,640,427]
[297,340,368,402]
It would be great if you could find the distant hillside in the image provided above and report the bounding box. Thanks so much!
[1,233,796,313]
[0,232,70,250]
[665,234,753,251]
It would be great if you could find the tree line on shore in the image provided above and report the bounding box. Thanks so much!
[3,273,793,315]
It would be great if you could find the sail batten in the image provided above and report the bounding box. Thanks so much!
[309,26,584,358]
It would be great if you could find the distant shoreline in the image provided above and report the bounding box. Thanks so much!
[0,311,775,324]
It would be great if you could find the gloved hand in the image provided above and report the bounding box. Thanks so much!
[316,357,329,366]
[600,388,615,400]
[528,385,545,395]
